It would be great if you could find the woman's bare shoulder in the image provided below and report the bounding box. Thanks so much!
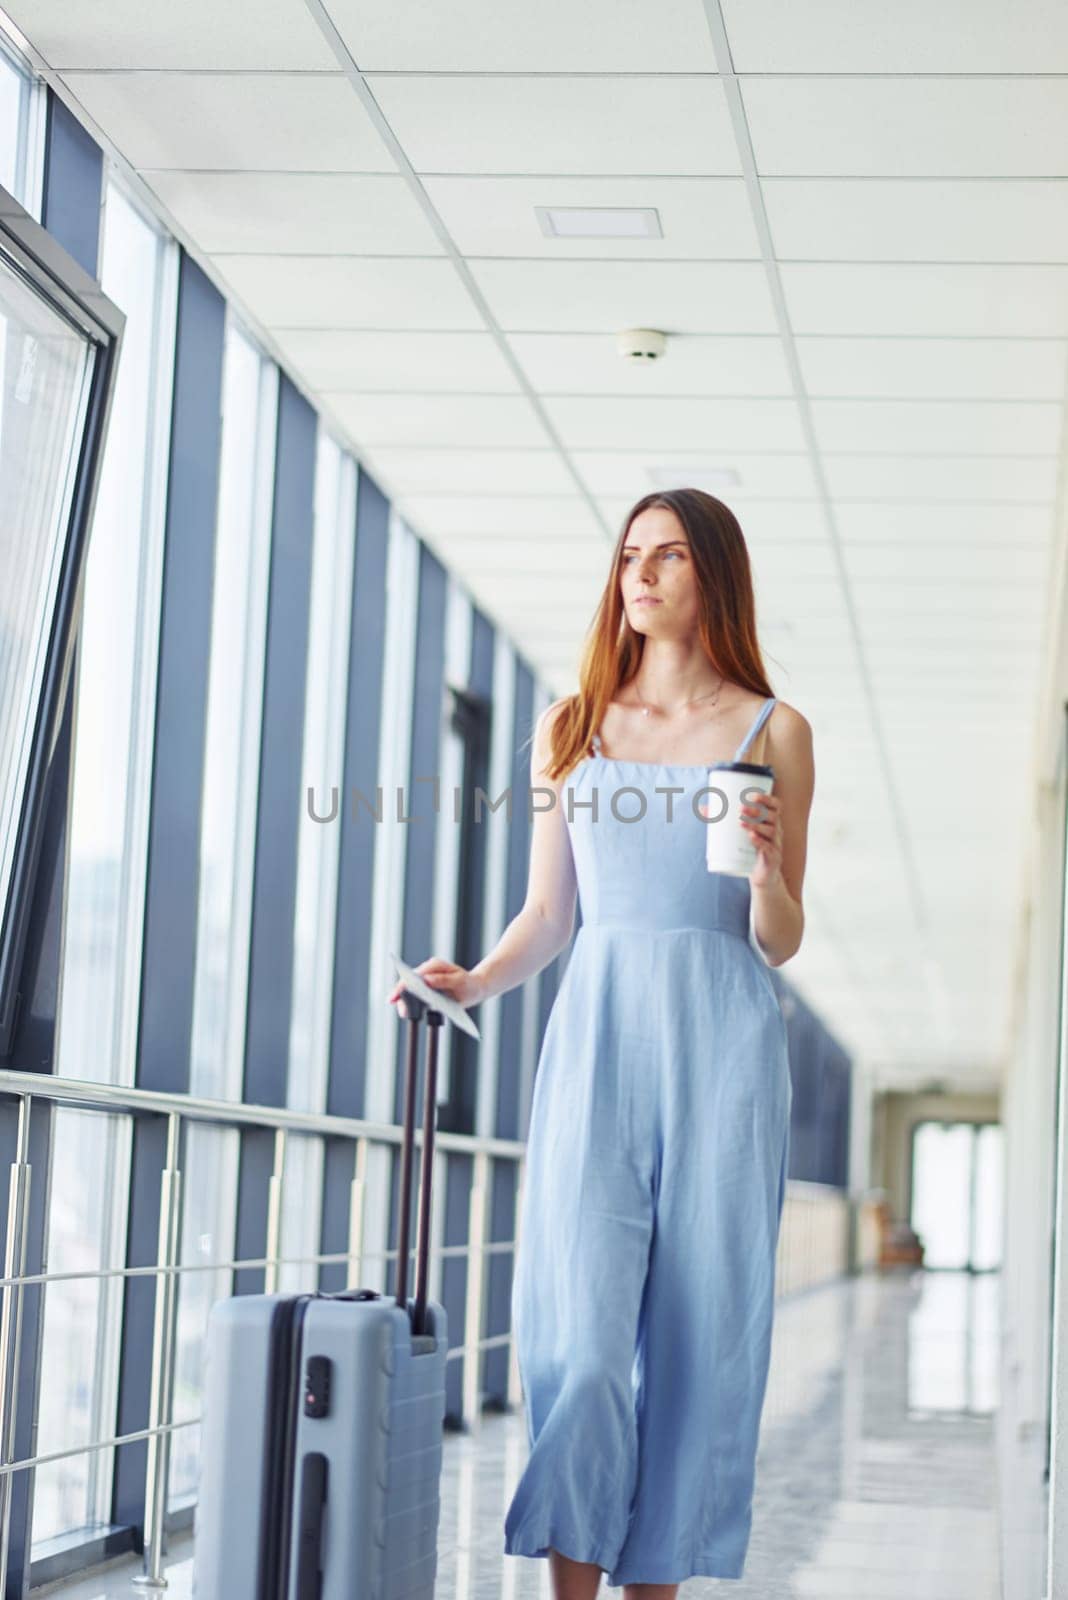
[766,698,815,784]
[532,695,578,777]
[768,697,812,741]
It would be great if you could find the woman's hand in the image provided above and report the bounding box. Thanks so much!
[740,791,784,891]
[386,956,485,1021]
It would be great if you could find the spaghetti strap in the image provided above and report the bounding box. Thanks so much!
[732,696,776,763]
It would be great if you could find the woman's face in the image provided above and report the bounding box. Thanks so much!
[619,505,701,637]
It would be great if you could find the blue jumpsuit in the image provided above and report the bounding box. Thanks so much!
[503,696,792,1588]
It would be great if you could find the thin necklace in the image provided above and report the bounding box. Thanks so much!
[633,675,725,718]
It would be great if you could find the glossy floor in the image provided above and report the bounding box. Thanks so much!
[39,1268,1000,1599]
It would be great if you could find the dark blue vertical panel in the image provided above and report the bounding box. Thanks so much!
[440,611,494,1140]
[114,250,225,1534]
[41,93,103,279]
[442,1153,473,1430]
[780,990,852,1187]
[241,372,317,1107]
[391,544,448,1126]
[440,609,494,1423]
[386,543,447,1302]
[483,658,536,1405]
[319,468,390,1293]
[495,660,535,1142]
[137,255,225,1099]
[234,373,316,1297]
[327,470,390,1122]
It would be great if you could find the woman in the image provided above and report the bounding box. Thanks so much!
[388,488,815,1597]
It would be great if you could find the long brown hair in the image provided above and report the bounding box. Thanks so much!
[535,489,777,782]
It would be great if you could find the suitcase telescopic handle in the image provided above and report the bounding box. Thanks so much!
[394,995,443,1337]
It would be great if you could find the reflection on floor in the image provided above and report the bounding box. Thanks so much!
[39,1268,1000,1599]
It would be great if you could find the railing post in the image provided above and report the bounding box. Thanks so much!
[507,1152,525,1413]
[133,1112,182,1590]
[462,1149,489,1435]
[0,1095,32,1600]
[263,1128,287,1296]
[347,1137,368,1289]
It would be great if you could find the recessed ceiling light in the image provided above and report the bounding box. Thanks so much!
[535,206,663,240]
[646,465,741,491]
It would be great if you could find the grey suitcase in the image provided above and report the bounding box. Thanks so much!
[194,990,450,1599]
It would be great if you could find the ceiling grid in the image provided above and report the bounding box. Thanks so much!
[4,0,1065,1088]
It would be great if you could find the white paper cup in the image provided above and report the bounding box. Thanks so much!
[703,761,775,877]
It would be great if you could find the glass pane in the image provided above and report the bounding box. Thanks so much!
[0,252,93,972]
[56,184,170,1086]
[168,1122,239,1508]
[973,1122,1003,1270]
[277,1136,325,1295]
[0,52,23,198]
[287,434,354,1116]
[32,1111,131,1547]
[188,320,275,1102]
[911,1121,972,1269]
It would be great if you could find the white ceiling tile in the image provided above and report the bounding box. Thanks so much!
[580,451,820,499]
[358,447,577,494]
[797,337,1068,401]
[61,70,392,172]
[543,395,806,452]
[765,178,1068,265]
[507,333,793,396]
[422,174,760,258]
[781,263,1068,337]
[322,392,551,448]
[270,329,520,392]
[825,453,1058,502]
[211,256,482,330]
[846,543,1050,583]
[856,609,1039,640]
[722,0,1068,73]
[396,494,605,538]
[851,580,1044,615]
[742,77,1068,179]
[146,172,442,254]
[813,399,1062,456]
[854,637,1041,662]
[368,73,740,176]
[426,535,605,572]
[468,259,778,333]
[597,498,830,541]
[4,0,337,67]
[750,543,840,581]
[328,0,719,71]
[834,503,1053,544]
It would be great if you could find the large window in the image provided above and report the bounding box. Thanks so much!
[278,432,356,1294]
[170,317,277,1508]
[0,229,95,1051]
[0,42,41,211]
[33,176,174,1554]
[910,1119,1004,1272]
[55,182,175,1089]
[0,48,23,198]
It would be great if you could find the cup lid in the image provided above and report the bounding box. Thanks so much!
[709,760,774,777]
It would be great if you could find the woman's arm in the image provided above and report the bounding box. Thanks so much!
[469,698,578,1004]
[747,703,815,968]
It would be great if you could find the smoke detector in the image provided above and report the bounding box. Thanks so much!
[616,328,666,363]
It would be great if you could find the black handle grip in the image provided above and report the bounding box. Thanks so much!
[295,1451,327,1600]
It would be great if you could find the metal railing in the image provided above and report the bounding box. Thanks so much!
[0,1069,527,1591]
